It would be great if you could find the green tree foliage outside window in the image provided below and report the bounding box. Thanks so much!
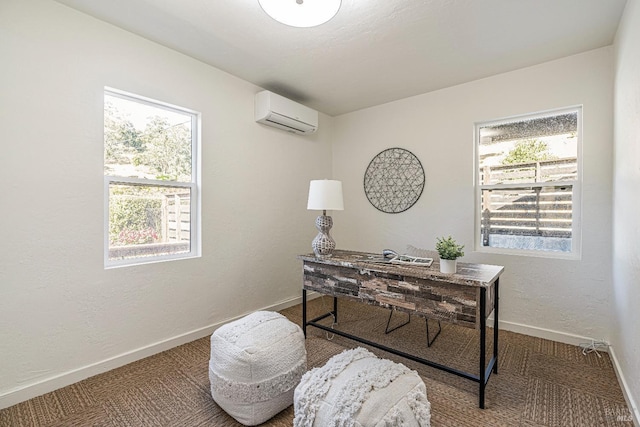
[502,139,556,165]
[104,99,191,182]
[104,102,142,167]
[135,116,192,181]
[105,94,193,254]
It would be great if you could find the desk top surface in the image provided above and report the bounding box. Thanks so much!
[298,249,504,288]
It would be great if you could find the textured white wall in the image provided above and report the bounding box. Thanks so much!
[613,0,640,420]
[0,0,332,407]
[332,48,614,343]
[1,0,634,414]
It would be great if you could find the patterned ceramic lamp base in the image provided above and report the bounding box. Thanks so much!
[312,215,335,257]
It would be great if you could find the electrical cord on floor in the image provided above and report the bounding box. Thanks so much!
[579,340,609,358]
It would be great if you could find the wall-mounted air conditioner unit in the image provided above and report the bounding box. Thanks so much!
[255,90,318,135]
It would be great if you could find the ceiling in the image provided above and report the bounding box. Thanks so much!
[54,0,627,116]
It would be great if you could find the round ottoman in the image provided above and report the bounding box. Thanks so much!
[294,347,431,427]
[209,310,307,426]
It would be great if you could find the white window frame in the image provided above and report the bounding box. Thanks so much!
[474,106,582,259]
[104,87,201,268]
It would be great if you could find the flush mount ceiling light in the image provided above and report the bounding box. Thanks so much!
[258,0,341,28]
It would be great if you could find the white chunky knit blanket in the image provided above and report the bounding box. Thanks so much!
[294,347,431,427]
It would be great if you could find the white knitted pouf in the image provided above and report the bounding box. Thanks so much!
[209,311,307,426]
[294,347,431,427]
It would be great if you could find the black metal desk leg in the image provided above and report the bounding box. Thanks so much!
[333,296,338,323]
[479,287,487,409]
[493,279,499,374]
[302,289,307,337]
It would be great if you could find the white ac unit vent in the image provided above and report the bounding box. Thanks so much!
[255,90,318,135]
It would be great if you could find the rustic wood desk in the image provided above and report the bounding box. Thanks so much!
[298,250,504,409]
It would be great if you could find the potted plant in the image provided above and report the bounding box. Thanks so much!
[436,236,465,274]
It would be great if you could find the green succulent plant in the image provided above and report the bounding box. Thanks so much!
[436,236,465,260]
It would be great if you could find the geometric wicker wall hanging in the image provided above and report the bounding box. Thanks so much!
[363,147,425,213]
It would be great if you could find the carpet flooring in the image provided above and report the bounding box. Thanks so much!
[0,297,633,426]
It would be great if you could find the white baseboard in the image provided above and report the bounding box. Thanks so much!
[608,346,640,426]
[492,317,607,349]
[0,294,311,410]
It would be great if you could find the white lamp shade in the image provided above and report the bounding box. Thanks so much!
[307,180,344,211]
[258,0,341,28]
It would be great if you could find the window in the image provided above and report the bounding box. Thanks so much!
[104,88,200,267]
[475,107,581,257]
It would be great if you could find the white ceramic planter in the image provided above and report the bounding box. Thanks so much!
[440,259,457,274]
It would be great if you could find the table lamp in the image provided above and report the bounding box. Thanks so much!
[307,180,344,257]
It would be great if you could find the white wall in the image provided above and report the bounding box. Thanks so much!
[612,0,640,422]
[332,48,614,344]
[0,0,332,408]
[1,0,634,415]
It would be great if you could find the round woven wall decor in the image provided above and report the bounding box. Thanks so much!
[364,147,425,214]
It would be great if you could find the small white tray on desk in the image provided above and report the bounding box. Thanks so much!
[388,254,433,267]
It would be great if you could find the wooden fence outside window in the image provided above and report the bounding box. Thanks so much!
[480,157,577,246]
